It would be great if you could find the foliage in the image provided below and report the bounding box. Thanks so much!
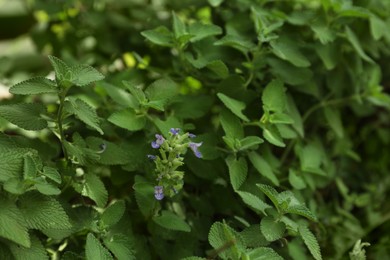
[0,0,390,259]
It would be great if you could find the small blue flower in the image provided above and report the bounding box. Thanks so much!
[151,134,165,149]
[188,133,196,138]
[154,185,164,200]
[189,142,203,158]
[147,154,157,160]
[170,128,181,135]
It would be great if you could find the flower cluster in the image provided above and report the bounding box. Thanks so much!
[148,128,203,200]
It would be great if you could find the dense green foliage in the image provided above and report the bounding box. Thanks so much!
[1,0,390,259]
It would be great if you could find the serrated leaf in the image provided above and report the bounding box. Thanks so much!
[86,137,131,165]
[0,198,30,247]
[86,233,114,260]
[70,65,104,86]
[68,98,103,134]
[226,156,247,190]
[324,107,343,138]
[271,38,310,67]
[217,93,249,122]
[220,109,244,139]
[48,55,69,82]
[298,223,322,260]
[263,127,285,147]
[103,234,135,260]
[208,222,245,259]
[269,113,294,124]
[42,167,61,184]
[34,179,61,195]
[236,191,271,215]
[239,136,264,151]
[10,77,58,95]
[19,192,71,230]
[257,184,279,209]
[246,247,284,260]
[101,200,126,228]
[248,152,279,186]
[188,22,222,42]
[133,178,156,218]
[108,108,146,131]
[345,26,373,63]
[0,103,47,131]
[122,80,146,105]
[82,173,108,208]
[262,79,286,112]
[260,216,286,242]
[0,148,35,182]
[241,224,269,248]
[9,235,48,260]
[153,210,191,232]
[3,177,25,194]
[285,205,317,222]
[141,26,174,47]
[145,78,178,104]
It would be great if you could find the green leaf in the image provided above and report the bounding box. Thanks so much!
[0,103,47,131]
[269,113,294,124]
[153,210,191,232]
[67,98,103,134]
[42,167,61,184]
[257,184,279,210]
[286,95,304,137]
[236,191,271,215]
[268,58,313,86]
[288,169,306,190]
[86,233,114,260]
[9,235,48,260]
[0,197,30,247]
[145,78,178,104]
[220,109,244,139]
[345,26,373,63]
[103,234,135,260]
[86,137,131,165]
[172,12,187,39]
[82,173,108,208]
[208,222,245,260]
[270,38,310,67]
[99,82,138,108]
[246,247,283,260]
[323,107,343,138]
[248,152,279,186]
[262,79,286,112]
[108,108,146,131]
[10,77,58,95]
[310,20,336,44]
[298,223,322,260]
[188,22,222,42]
[217,93,249,122]
[208,0,224,7]
[315,44,338,70]
[239,136,264,150]
[69,64,104,87]
[206,60,229,78]
[23,154,37,180]
[300,143,325,175]
[141,26,174,47]
[214,34,255,54]
[48,55,69,82]
[153,116,182,137]
[260,216,286,242]
[35,181,61,195]
[3,177,25,195]
[285,205,318,222]
[101,200,126,228]
[370,15,387,40]
[226,155,247,190]
[133,177,156,218]
[0,148,27,182]
[122,80,146,105]
[19,192,72,230]
[263,127,285,147]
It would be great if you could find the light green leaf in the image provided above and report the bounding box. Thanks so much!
[9,235,48,260]
[69,64,104,87]
[288,169,306,190]
[208,222,245,259]
[217,93,249,122]
[108,108,146,131]
[48,55,69,82]
[300,143,325,175]
[0,198,30,247]
[269,113,294,124]
[271,38,310,67]
[122,80,146,105]
[287,95,304,137]
[345,26,374,63]
[263,127,285,147]
[153,210,191,232]
[42,167,61,184]
[298,223,322,260]
[188,22,222,42]
[370,15,387,40]
[257,184,279,209]
[3,177,25,194]
[67,98,103,134]
[262,79,286,112]
[246,247,283,260]
[208,0,224,7]
[0,103,47,131]
[206,60,229,78]
[220,109,244,139]
[19,192,71,230]
[239,136,264,151]
[172,12,187,39]
[153,116,182,137]
[310,20,336,44]
[141,26,174,47]
[248,152,279,186]
[10,77,58,95]
[103,234,135,260]
[99,82,138,108]
[214,34,255,54]
[145,78,178,104]
[324,107,343,138]
[35,181,61,195]
[101,200,126,228]
[86,233,114,260]
[82,173,108,208]
[315,44,338,70]
[0,148,27,182]
[236,191,271,215]
[285,205,318,222]
[260,216,286,242]
[23,154,37,180]
[226,156,247,190]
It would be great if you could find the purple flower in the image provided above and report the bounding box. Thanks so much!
[154,185,164,200]
[170,128,181,135]
[151,134,165,149]
[147,154,157,160]
[188,133,196,138]
[189,142,203,158]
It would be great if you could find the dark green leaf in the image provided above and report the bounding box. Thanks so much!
[226,155,247,190]
[217,93,249,122]
[108,108,146,131]
[101,200,126,228]
[0,103,47,131]
[153,210,191,232]
[82,173,108,208]
[248,152,279,186]
[10,77,58,95]
[299,223,322,260]
[86,233,114,260]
